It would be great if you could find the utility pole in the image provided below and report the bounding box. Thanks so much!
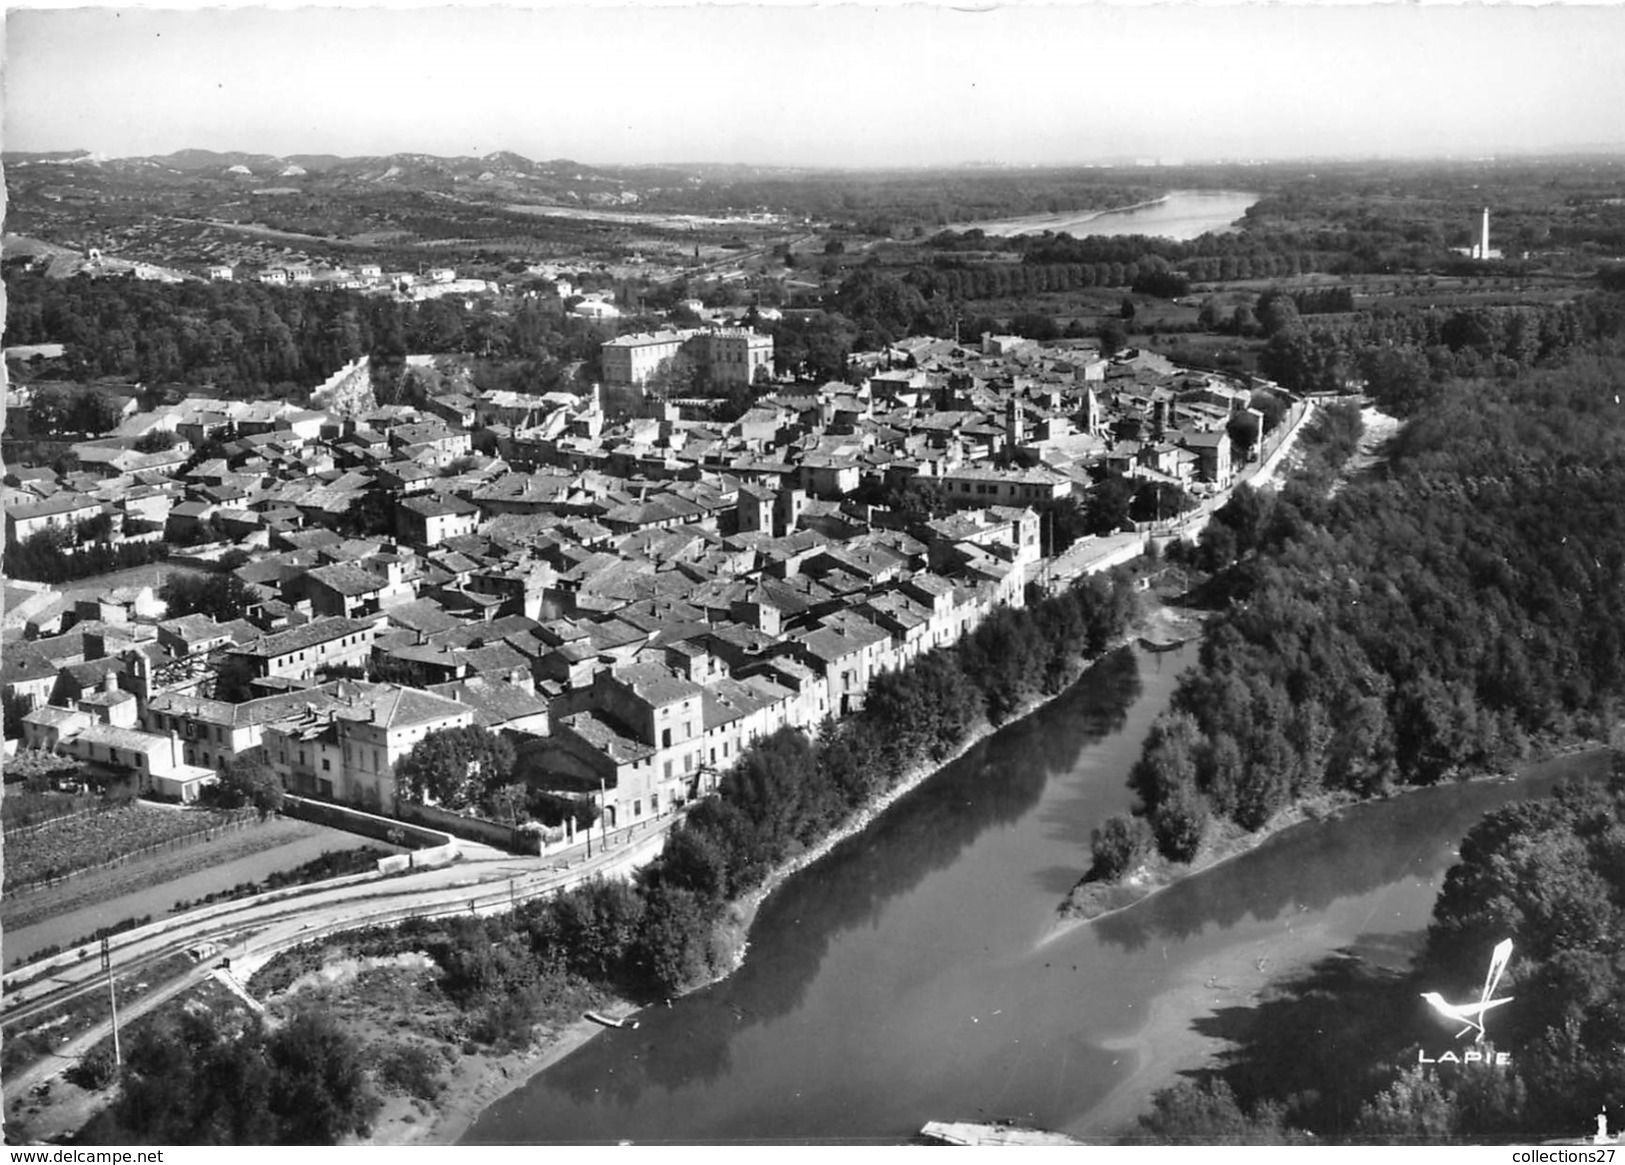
[101,938,122,1067]
[600,778,609,852]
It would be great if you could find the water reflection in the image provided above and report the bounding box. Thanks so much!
[480,649,1145,1129]
[1093,752,1613,952]
[729,648,1142,1026]
[468,645,1607,1145]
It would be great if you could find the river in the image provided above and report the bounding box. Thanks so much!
[962,189,1259,241]
[463,643,1611,1145]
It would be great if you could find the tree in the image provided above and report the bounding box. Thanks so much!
[79,1007,375,1145]
[1353,1065,1459,1143]
[266,1009,379,1144]
[1359,346,1436,418]
[1100,319,1129,358]
[549,877,646,982]
[1258,324,1321,392]
[1090,813,1153,881]
[395,725,516,812]
[486,782,528,827]
[212,652,260,704]
[1227,411,1262,462]
[1086,473,1137,535]
[3,690,35,741]
[31,384,74,434]
[65,1044,119,1091]
[74,389,126,434]
[634,883,721,995]
[1010,311,1060,341]
[160,570,261,623]
[134,429,183,453]
[1249,389,1287,432]
[1151,780,1209,863]
[205,750,285,817]
[651,823,730,904]
[834,268,928,346]
[1137,1080,1307,1144]
[1132,269,1191,299]
[1256,290,1302,338]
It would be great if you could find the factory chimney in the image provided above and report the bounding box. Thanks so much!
[1480,208,1491,260]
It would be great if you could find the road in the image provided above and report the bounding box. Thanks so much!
[1041,399,1318,593]
[1,812,679,1098]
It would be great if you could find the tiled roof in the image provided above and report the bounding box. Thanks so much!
[6,492,102,520]
[306,562,387,597]
[559,711,656,764]
[332,682,471,730]
[426,678,548,729]
[235,616,374,659]
[609,662,704,708]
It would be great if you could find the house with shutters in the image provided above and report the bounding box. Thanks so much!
[225,616,378,687]
[262,682,473,813]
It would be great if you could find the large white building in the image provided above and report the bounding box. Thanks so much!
[705,328,775,388]
[600,330,692,387]
[262,682,474,813]
[599,327,774,389]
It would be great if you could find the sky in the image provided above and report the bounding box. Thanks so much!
[5,3,1625,168]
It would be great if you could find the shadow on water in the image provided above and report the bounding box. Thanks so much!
[541,649,1144,1112]
[1094,750,1614,953]
[1028,648,1193,897]
[1173,942,1434,1140]
[726,647,1142,1020]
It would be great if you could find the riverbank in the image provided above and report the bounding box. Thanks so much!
[1082,913,1330,1140]
[714,594,1204,979]
[247,946,641,1148]
[1051,740,1612,942]
[420,679,1111,1147]
[956,195,1168,238]
[437,594,1197,1145]
[1052,794,1350,934]
[959,189,1260,240]
[369,1005,639,1147]
[1067,740,1615,1143]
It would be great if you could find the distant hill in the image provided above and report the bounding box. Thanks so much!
[3,147,741,187]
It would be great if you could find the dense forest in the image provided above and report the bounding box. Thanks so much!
[1260,287,1625,400]
[1076,283,1625,1140]
[1,272,609,396]
[1095,352,1625,872]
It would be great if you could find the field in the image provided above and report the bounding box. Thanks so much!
[5,815,395,968]
[3,802,253,890]
[1,788,106,832]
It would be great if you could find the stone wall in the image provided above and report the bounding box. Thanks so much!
[309,355,375,419]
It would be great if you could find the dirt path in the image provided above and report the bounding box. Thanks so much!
[1331,406,1402,495]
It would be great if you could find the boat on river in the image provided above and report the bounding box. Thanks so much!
[584,1010,639,1030]
[920,1119,1085,1146]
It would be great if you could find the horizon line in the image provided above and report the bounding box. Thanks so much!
[11,144,1625,171]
